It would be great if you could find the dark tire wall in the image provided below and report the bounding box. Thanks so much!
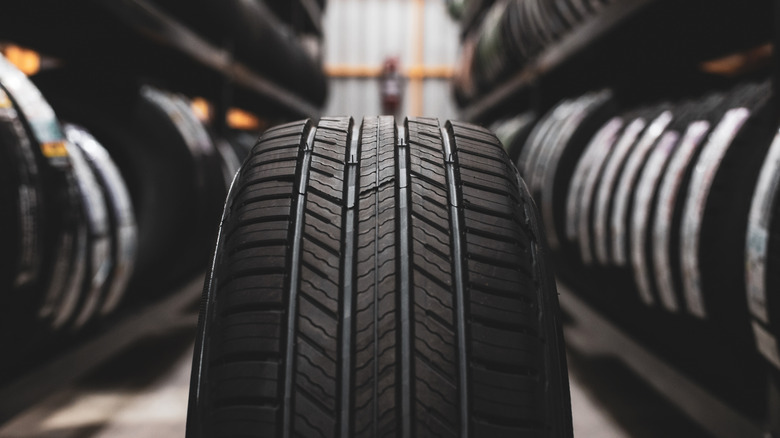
[0,86,42,295]
[508,80,778,416]
[0,51,247,381]
[32,75,228,291]
[187,116,572,437]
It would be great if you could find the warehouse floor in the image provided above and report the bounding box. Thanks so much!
[0,318,711,438]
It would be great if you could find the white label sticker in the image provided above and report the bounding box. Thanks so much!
[680,108,751,319]
[652,121,711,312]
[631,131,679,306]
[745,131,780,324]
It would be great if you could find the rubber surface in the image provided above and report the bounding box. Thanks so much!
[187,116,572,437]
[0,86,42,294]
[33,76,228,291]
[61,138,111,329]
[746,130,780,370]
[0,56,85,332]
[64,124,138,318]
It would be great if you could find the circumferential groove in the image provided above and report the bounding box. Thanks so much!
[371,117,381,438]
[396,122,413,438]
[340,118,360,438]
[440,124,470,438]
[282,123,317,438]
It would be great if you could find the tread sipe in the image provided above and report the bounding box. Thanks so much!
[187,116,572,438]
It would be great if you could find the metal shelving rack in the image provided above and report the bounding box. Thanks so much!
[460,0,655,122]
[0,0,325,121]
[459,0,773,124]
[0,0,327,425]
[0,274,205,424]
[560,286,779,438]
[456,0,780,435]
[98,0,322,119]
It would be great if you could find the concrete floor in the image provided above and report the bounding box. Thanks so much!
[0,327,194,438]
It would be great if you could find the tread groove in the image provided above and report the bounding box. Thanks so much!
[441,123,471,437]
[339,118,359,437]
[282,123,317,438]
[397,122,413,438]
[370,117,384,437]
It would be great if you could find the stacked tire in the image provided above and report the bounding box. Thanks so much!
[148,0,327,105]
[32,71,237,293]
[746,111,780,374]
[0,54,120,341]
[512,79,778,415]
[0,56,246,378]
[455,0,615,103]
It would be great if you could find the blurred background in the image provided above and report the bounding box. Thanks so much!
[322,0,459,119]
[0,0,779,437]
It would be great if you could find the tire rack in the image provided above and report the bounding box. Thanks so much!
[0,0,324,124]
[0,275,204,424]
[455,0,780,435]
[560,286,775,438]
[459,0,772,124]
[0,0,326,425]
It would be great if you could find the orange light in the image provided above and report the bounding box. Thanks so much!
[190,97,211,122]
[700,44,773,77]
[2,45,40,76]
[227,108,261,130]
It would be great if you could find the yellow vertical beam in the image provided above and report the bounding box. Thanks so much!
[411,0,425,117]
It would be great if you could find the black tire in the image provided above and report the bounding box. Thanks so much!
[34,76,227,291]
[674,83,775,413]
[187,116,572,437]
[535,91,614,253]
[645,99,719,315]
[592,106,671,267]
[631,92,725,309]
[490,111,537,163]
[0,58,87,333]
[746,122,780,371]
[520,92,615,298]
[628,120,681,306]
[0,86,43,295]
[59,136,111,329]
[64,124,138,318]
